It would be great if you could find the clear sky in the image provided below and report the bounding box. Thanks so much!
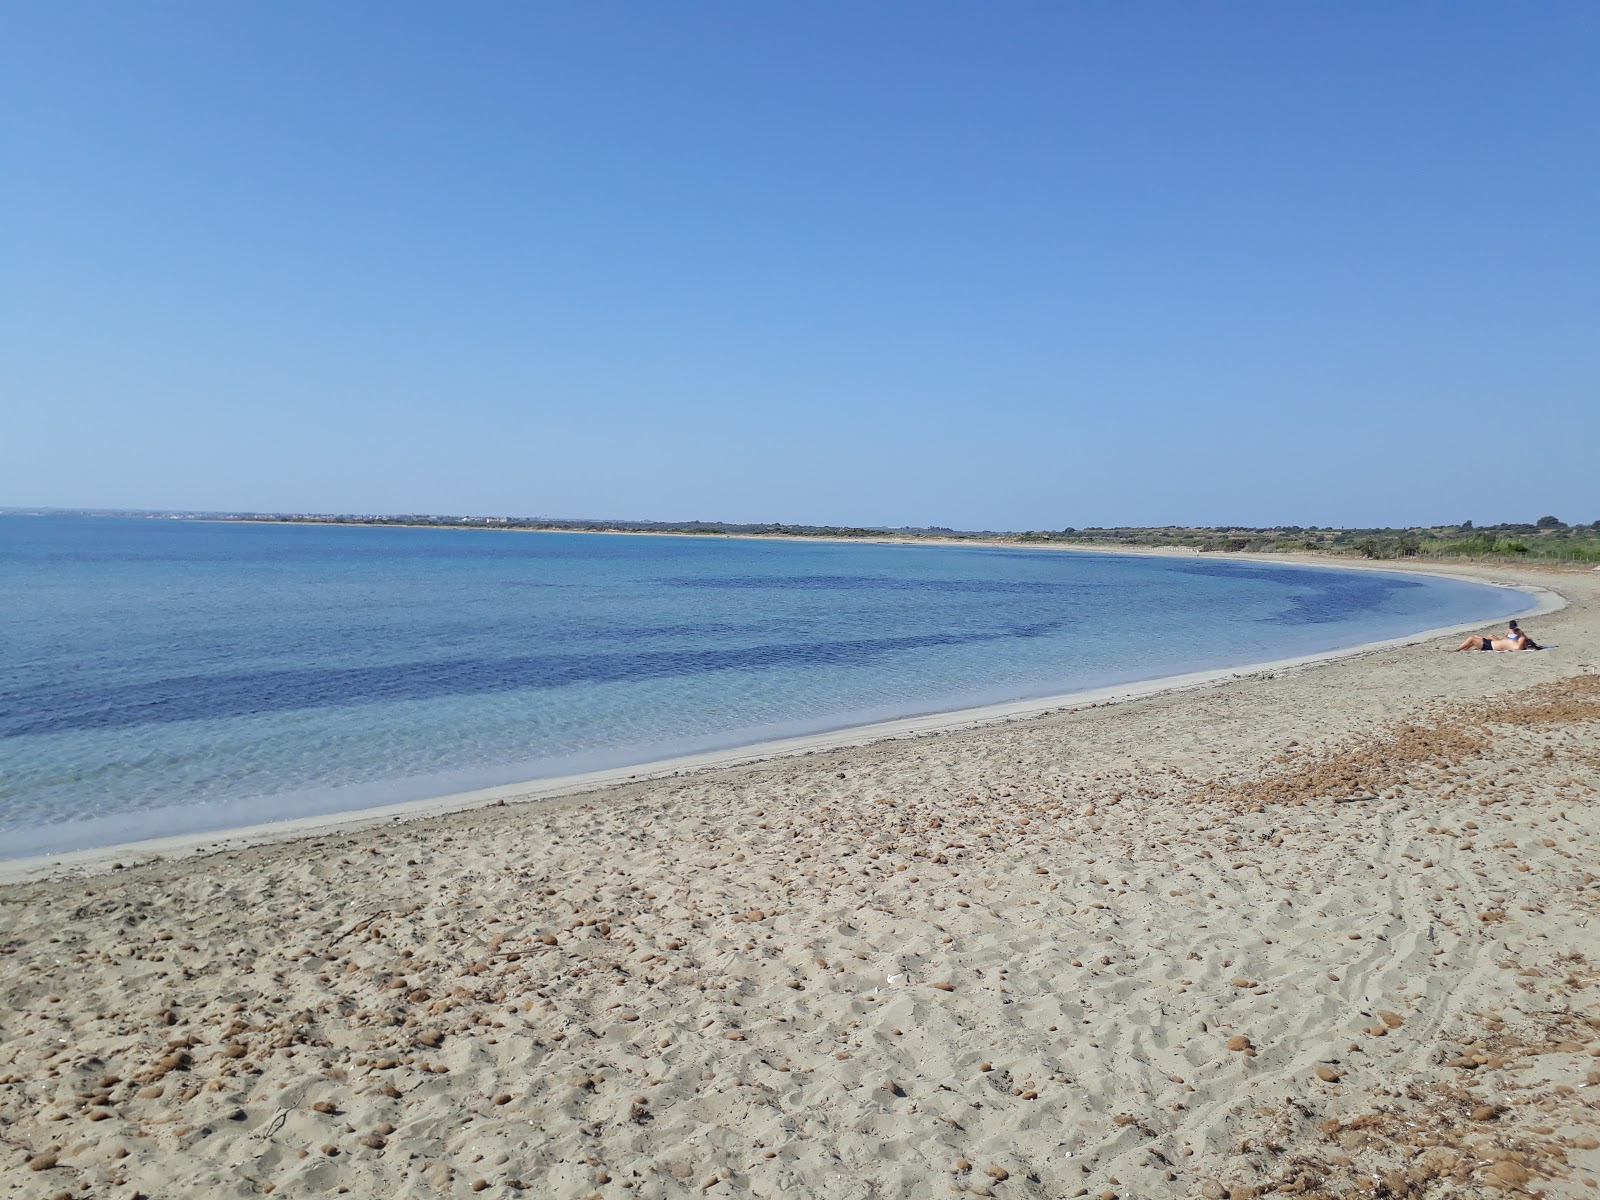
[3,3,1595,529]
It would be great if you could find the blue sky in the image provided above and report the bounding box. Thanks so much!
[3,3,1595,529]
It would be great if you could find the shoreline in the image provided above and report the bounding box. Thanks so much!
[156,515,1593,569]
[109,511,1600,570]
[0,562,1560,886]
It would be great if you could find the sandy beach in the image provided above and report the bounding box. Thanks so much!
[2,558,1597,1199]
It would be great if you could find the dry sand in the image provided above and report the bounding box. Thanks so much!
[2,560,1598,1199]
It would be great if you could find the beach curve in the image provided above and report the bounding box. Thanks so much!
[1,557,1596,1198]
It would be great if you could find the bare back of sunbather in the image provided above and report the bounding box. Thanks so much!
[1453,634,1533,652]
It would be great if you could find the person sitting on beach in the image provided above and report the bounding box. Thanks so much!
[1453,631,1536,652]
[1505,620,1540,649]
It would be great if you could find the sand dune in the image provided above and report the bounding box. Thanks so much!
[3,561,1597,1199]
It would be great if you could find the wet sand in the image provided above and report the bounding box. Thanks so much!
[2,560,1597,1198]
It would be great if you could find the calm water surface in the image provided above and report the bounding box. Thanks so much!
[1,516,1529,857]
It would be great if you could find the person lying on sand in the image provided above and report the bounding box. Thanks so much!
[1453,631,1536,652]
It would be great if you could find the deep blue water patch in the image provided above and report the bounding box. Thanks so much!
[1,627,1071,736]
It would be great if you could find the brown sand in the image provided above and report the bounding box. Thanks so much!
[2,561,1597,1199]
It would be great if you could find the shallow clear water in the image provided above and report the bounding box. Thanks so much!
[1,516,1529,857]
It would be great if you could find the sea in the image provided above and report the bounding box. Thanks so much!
[1,515,1530,859]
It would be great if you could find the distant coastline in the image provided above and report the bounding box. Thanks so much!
[6,505,1598,566]
[12,502,1600,569]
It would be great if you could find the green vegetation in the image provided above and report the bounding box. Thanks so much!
[1040,521,1600,563]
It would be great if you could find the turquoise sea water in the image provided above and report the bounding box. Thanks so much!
[1,516,1529,858]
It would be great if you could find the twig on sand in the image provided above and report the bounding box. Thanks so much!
[257,1108,288,1142]
[331,910,391,944]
